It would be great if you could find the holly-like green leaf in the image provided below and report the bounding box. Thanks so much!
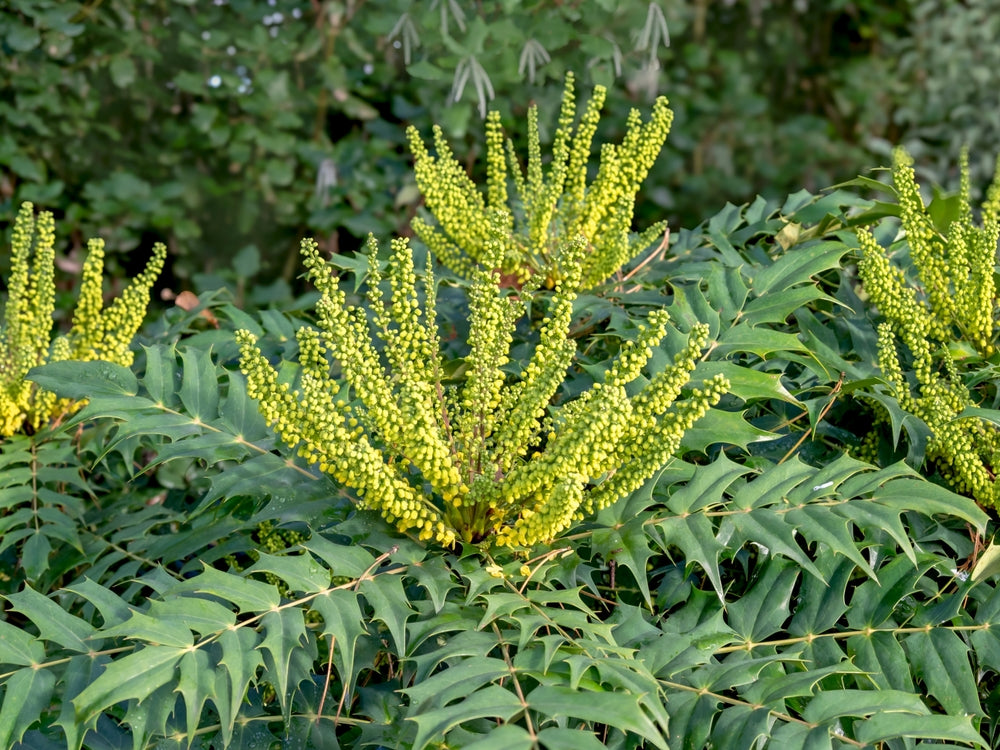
[403,658,510,709]
[4,586,96,652]
[0,620,44,667]
[247,551,331,594]
[311,589,368,700]
[167,566,280,612]
[176,649,216,744]
[802,688,929,723]
[740,286,835,327]
[652,513,725,597]
[257,608,309,722]
[971,540,1000,582]
[28,360,138,399]
[217,627,263,744]
[178,346,220,421]
[0,667,55,748]
[854,713,989,747]
[903,628,983,716]
[679,408,778,453]
[73,645,184,722]
[693,361,800,405]
[140,343,180,407]
[360,574,414,655]
[408,684,523,750]
[713,325,807,359]
[462,725,534,749]
[592,516,653,605]
[146,596,237,636]
[61,579,132,629]
[98,611,193,648]
[724,557,799,642]
[749,241,848,295]
[527,685,668,750]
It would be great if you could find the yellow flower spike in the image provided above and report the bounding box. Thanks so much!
[0,203,164,436]
[408,73,672,289]
[857,147,1000,509]
[241,229,730,547]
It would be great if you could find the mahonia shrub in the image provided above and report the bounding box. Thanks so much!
[238,218,727,548]
[407,73,673,289]
[856,147,1000,508]
[0,202,166,436]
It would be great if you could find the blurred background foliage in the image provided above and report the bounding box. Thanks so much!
[1,0,995,298]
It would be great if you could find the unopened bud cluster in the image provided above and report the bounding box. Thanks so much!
[407,72,673,290]
[0,203,165,436]
[857,148,1000,508]
[238,218,726,548]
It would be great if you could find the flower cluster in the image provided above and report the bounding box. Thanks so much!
[407,72,673,290]
[0,203,166,436]
[238,222,727,549]
[857,148,1000,508]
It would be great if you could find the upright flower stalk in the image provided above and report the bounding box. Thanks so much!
[857,148,1000,508]
[407,72,673,289]
[0,202,166,435]
[238,216,727,548]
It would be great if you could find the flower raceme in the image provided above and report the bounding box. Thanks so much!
[238,222,728,549]
[407,72,673,290]
[0,202,165,436]
[857,148,1000,508]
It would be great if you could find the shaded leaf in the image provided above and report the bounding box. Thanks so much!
[5,586,96,652]
[854,713,988,747]
[903,628,983,716]
[408,684,523,750]
[0,667,55,748]
[526,685,668,750]
[73,646,184,721]
[27,360,138,399]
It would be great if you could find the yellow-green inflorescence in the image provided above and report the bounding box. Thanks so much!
[238,219,727,549]
[406,72,673,290]
[0,202,166,436]
[857,147,1000,508]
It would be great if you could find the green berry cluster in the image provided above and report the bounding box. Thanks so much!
[407,72,673,290]
[0,202,165,436]
[238,221,727,549]
[857,148,1000,508]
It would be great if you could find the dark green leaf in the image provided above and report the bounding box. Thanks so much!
[903,628,983,716]
[247,551,331,594]
[526,685,668,750]
[802,688,928,723]
[679,408,778,453]
[360,574,413,655]
[28,360,138,399]
[167,566,281,612]
[750,241,848,295]
[5,25,41,52]
[0,620,45,667]
[855,713,988,747]
[178,346,220,421]
[714,325,807,359]
[403,658,510,709]
[98,611,193,648]
[258,608,310,722]
[217,627,263,741]
[73,646,184,721]
[0,667,56,748]
[312,589,367,699]
[5,586,96,652]
[408,684,523,750]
